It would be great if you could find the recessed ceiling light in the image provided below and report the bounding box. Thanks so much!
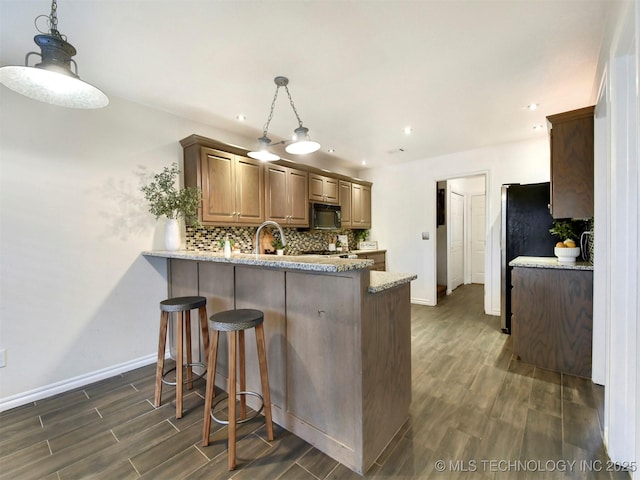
[527,103,539,111]
[236,114,246,121]
[403,126,413,135]
[361,160,366,166]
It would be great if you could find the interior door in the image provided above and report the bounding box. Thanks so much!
[471,194,486,284]
[449,191,464,292]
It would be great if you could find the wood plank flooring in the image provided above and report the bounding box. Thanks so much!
[0,285,631,479]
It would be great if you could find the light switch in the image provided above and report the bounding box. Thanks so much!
[422,231,429,240]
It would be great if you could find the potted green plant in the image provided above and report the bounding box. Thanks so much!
[271,238,285,256]
[141,163,201,250]
[353,229,369,249]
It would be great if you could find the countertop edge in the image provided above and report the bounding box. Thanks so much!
[509,256,594,271]
[142,250,374,273]
[368,271,418,293]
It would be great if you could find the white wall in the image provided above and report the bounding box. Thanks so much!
[593,0,639,473]
[361,137,549,314]
[0,90,350,410]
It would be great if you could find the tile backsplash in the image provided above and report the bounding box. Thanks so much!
[186,225,364,254]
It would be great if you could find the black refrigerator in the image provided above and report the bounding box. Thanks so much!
[500,182,556,333]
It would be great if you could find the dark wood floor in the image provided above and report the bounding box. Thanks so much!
[0,285,630,479]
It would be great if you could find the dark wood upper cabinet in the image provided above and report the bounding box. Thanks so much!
[546,106,594,219]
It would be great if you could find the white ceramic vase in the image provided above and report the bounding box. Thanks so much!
[165,218,180,251]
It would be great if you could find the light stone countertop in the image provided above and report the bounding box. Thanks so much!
[509,256,594,271]
[368,271,418,293]
[142,250,417,293]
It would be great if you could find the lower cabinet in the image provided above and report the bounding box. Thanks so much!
[511,266,593,378]
[357,251,386,271]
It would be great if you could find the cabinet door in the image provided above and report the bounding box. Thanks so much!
[352,183,372,228]
[309,173,339,204]
[339,180,352,228]
[309,173,326,202]
[235,156,264,224]
[200,148,236,223]
[324,177,339,203]
[265,165,289,223]
[287,168,309,226]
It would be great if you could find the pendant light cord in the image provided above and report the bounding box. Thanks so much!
[262,85,280,137]
[261,81,307,137]
[283,85,304,129]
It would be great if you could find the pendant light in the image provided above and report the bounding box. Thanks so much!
[248,76,320,162]
[0,0,108,109]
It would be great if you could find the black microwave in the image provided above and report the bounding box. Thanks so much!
[310,203,341,230]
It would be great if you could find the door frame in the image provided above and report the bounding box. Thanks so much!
[434,171,489,311]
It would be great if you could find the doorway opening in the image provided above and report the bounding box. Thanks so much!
[435,174,487,304]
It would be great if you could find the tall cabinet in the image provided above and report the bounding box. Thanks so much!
[546,106,594,219]
[351,182,372,229]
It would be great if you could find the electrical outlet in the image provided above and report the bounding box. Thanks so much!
[0,349,6,368]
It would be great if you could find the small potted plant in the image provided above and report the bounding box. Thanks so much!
[271,238,285,256]
[141,163,201,250]
[549,220,582,262]
[353,229,369,250]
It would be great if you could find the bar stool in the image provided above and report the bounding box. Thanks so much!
[154,296,209,419]
[201,309,274,471]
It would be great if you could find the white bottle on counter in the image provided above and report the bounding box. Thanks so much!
[223,237,231,259]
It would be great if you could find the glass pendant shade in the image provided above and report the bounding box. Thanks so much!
[0,64,108,109]
[285,126,321,155]
[248,136,280,162]
[0,5,108,110]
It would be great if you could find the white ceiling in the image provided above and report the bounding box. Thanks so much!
[0,0,619,170]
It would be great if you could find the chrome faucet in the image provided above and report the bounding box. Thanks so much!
[254,220,287,255]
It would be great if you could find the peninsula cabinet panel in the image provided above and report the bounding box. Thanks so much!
[351,183,372,228]
[234,267,286,410]
[197,262,235,378]
[265,164,309,227]
[285,272,357,448]
[339,180,352,228]
[512,267,593,378]
[309,173,339,204]
[547,106,594,219]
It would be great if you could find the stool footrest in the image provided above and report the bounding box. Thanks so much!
[210,391,264,425]
[161,363,207,386]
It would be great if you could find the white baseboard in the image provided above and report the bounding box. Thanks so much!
[0,353,158,413]
[411,298,436,306]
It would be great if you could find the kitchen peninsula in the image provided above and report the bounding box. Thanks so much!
[510,256,593,378]
[142,250,416,474]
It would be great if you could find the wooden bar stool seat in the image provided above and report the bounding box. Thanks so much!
[154,296,209,419]
[202,308,274,471]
